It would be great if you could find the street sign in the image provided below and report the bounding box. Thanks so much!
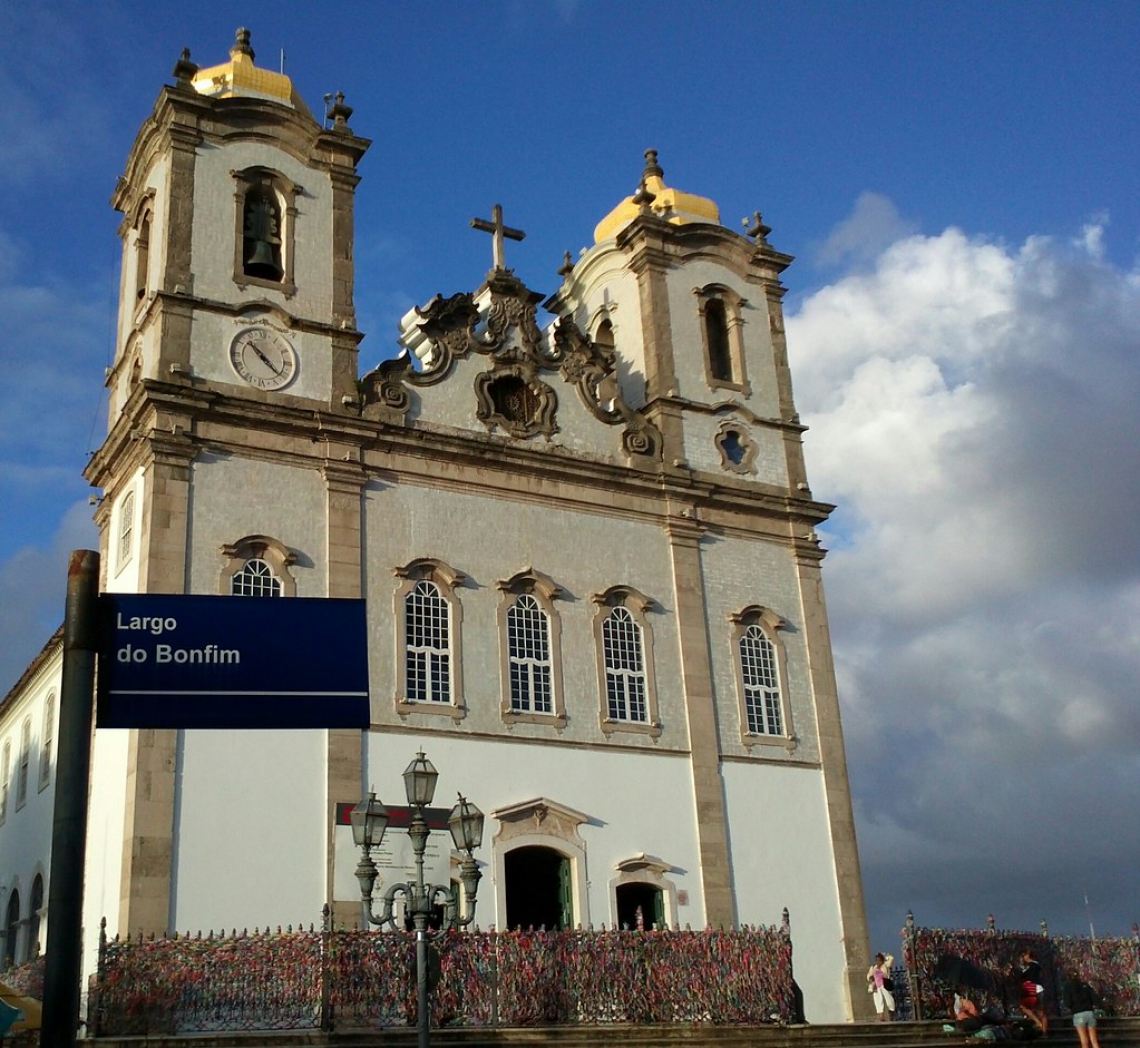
[97,594,370,729]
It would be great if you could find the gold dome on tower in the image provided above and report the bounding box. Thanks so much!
[188,28,313,118]
[593,150,721,243]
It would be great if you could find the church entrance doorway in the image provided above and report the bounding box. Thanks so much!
[504,846,572,930]
[616,881,664,930]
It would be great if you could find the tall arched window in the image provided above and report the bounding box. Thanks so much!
[730,606,793,748]
[28,875,43,959]
[3,889,19,967]
[592,586,660,736]
[405,580,451,704]
[39,694,55,791]
[694,285,749,394]
[704,298,732,382]
[498,569,564,724]
[118,490,136,571]
[232,168,300,294]
[0,741,10,824]
[16,718,31,809]
[135,207,152,303]
[394,559,466,718]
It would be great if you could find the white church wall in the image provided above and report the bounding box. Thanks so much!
[115,153,171,362]
[171,728,329,931]
[191,142,335,320]
[680,414,789,485]
[0,654,61,963]
[662,259,781,417]
[722,759,848,1024]
[564,257,650,412]
[84,726,130,966]
[360,732,705,930]
[187,456,327,596]
[363,480,687,747]
[105,467,146,594]
[699,534,821,762]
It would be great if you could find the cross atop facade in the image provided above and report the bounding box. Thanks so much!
[470,204,526,272]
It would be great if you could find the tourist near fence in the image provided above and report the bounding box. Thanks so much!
[901,911,1140,1023]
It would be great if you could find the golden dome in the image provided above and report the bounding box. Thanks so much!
[593,150,721,243]
[190,28,313,118]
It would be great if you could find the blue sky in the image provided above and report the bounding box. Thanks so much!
[2,1,1138,970]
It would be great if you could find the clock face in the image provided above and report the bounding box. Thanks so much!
[229,327,297,390]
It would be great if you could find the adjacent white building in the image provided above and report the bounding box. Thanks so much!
[0,28,872,1023]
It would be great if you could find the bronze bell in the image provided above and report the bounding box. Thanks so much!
[244,239,281,280]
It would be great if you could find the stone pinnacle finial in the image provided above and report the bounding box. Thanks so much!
[743,211,771,245]
[326,91,354,132]
[172,48,199,89]
[231,27,255,61]
[557,251,575,277]
[643,149,663,179]
[632,176,656,213]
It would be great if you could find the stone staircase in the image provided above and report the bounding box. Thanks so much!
[87,1016,1140,1048]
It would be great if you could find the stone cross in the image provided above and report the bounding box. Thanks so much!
[470,204,525,272]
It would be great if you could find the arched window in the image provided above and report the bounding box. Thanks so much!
[242,185,283,281]
[0,741,10,824]
[394,560,466,718]
[694,285,749,394]
[232,168,300,294]
[16,718,31,809]
[219,536,297,597]
[3,890,19,967]
[730,606,793,747]
[592,587,660,736]
[135,208,152,303]
[39,694,55,791]
[28,875,43,959]
[704,298,732,382]
[405,580,450,704]
[498,570,564,724]
[231,558,282,597]
[118,490,136,571]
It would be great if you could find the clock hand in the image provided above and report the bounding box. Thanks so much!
[251,345,282,374]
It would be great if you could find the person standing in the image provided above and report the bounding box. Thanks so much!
[1017,949,1048,1035]
[1066,978,1101,1048]
[868,952,896,1021]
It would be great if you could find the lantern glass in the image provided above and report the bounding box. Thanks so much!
[448,794,485,854]
[350,791,389,849]
[403,751,439,807]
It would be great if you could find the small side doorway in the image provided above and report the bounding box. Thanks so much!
[504,846,573,930]
[615,881,665,930]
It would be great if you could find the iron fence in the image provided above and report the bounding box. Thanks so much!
[92,915,795,1036]
[901,914,1140,1021]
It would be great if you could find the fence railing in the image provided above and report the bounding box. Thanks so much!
[901,913,1140,1021]
[92,915,794,1036]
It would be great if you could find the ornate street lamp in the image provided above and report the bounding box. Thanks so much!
[351,751,483,1048]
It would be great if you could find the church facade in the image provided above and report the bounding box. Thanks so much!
[0,30,871,1022]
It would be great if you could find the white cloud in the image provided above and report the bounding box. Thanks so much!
[788,207,1140,944]
[0,501,97,696]
[814,191,919,268]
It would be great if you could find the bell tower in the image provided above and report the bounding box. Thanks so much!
[86,29,370,937]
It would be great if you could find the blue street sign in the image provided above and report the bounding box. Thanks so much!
[97,594,370,729]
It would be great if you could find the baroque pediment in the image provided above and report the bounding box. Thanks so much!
[358,273,659,458]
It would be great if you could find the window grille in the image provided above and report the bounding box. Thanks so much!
[406,580,451,703]
[39,695,54,790]
[118,490,135,569]
[231,558,282,597]
[16,718,31,808]
[507,594,553,713]
[741,624,783,735]
[602,607,648,722]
